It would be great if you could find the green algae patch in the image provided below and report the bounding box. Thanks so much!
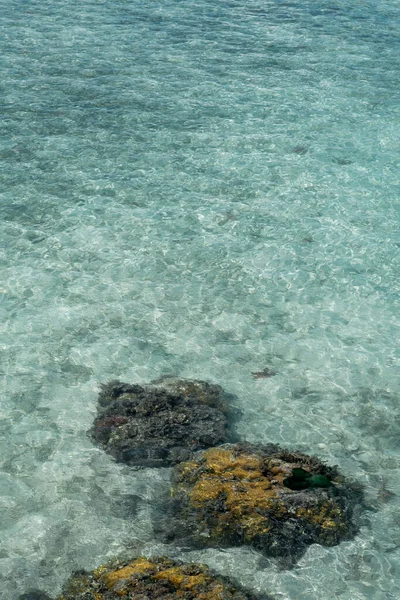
[166,444,362,560]
[56,556,272,600]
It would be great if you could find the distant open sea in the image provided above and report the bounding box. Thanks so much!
[1,0,399,598]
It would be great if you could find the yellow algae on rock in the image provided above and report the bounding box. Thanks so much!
[166,443,362,561]
[102,557,155,589]
[56,555,272,600]
[153,566,208,589]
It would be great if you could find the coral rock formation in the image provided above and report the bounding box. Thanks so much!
[165,443,361,560]
[89,377,236,467]
[56,556,272,600]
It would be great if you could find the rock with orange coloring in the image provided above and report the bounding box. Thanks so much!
[56,556,272,600]
[163,443,363,562]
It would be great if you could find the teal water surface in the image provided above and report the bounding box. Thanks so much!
[1,0,400,598]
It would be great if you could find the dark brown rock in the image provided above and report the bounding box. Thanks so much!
[89,377,238,467]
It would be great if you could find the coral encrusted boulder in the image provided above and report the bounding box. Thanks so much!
[165,443,362,560]
[89,377,237,467]
[56,556,272,600]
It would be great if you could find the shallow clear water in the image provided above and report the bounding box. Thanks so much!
[1,0,400,598]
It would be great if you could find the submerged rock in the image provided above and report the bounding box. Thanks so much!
[19,593,53,600]
[56,555,272,600]
[89,377,238,467]
[164,443,362,561]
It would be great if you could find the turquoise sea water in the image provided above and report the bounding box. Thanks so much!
[1,0,399,598]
